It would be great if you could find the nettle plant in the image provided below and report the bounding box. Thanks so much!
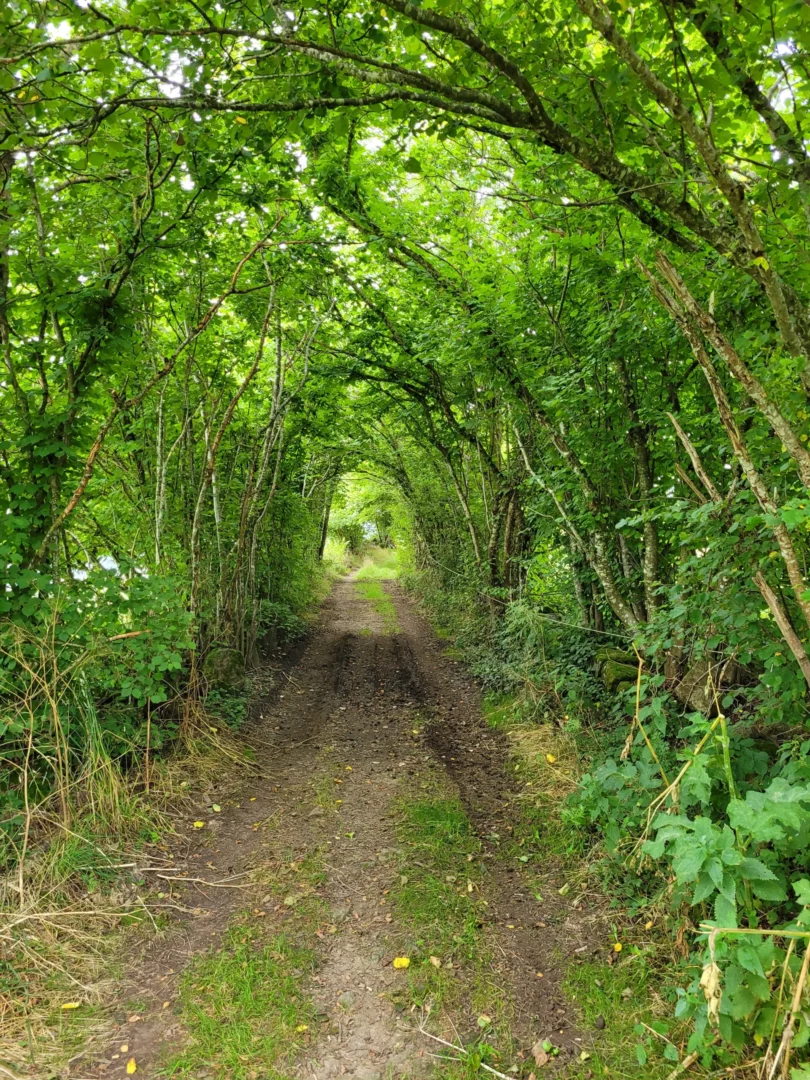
[639,714,810,1063]
[572,666,810,1066]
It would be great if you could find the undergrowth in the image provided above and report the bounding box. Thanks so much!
[354,546,399,581]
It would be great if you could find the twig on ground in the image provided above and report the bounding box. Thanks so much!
[79,863,179,872]
[151,902,209,914]
[418,1025,515,1080]
[666,1036,719,1079]
[1,907,147,930]
[137,893,159,931]
[154,875,251,888]
[211,869,254,883]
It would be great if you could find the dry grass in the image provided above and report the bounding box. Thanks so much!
[0,701,260,1078]
[508,724,581,800]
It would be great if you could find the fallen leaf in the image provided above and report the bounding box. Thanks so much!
[126,1058,137,1075]
[546,754,556,764]
[392,956,410,969]
[531,1041,549,1067]
[127,1014,141,1023]
[295,1024,309,1032]
[477,1014,492,1028]
[193,821,205,829]
[61,1002,81,1010]
[211,804,221,813]
[579,1051,591,1062]
[120,1045,129,1053]
[429,956,442,968]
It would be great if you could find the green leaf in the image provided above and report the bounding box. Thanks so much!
[739,857,777,881]
[643,837,666,859]
[730,986,757,1020]
[736,945,764,977]
[752,877,787,902]
[673,846,707,883]
[692,872,716,905]
[714,893,737,927]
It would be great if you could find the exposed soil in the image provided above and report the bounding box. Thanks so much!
[69,577,602,1080]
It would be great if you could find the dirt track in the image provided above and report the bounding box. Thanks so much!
[76,577,593,1079]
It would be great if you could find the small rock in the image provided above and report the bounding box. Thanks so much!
[595,1014,606,1030]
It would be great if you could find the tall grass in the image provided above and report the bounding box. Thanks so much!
[353,546,399,580]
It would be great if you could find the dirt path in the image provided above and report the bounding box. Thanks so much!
[74,577,593,1080]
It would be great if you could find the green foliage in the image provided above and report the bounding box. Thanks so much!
[564,955,684,1079]
[353,547,400,580]
[8,0,810,1068]
[166,924,317,1079]
[257,601,308,644]
[204,686,249,731]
